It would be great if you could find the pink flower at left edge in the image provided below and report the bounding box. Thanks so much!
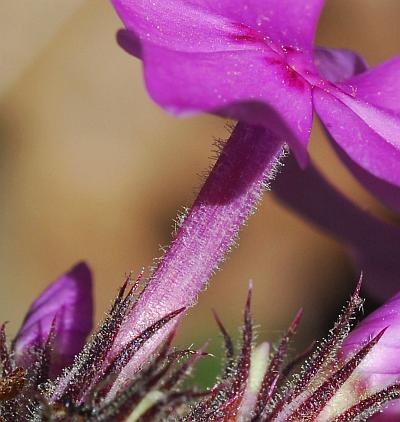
[12,262,93,378]
[111,0,400,213]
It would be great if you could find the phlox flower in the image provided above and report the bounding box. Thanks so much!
[112,0,400,211]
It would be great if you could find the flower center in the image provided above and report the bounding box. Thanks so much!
[230,22,340,92]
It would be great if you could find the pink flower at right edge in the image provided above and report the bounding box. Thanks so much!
[340,292,400,421]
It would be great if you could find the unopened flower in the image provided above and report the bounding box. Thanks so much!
[13,262,93,378]
[2,270,400,421]
[112,0,400,211]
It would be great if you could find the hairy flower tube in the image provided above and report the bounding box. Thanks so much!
[71,123,282,396]
[112,0,400,212]
[2,268,400,421]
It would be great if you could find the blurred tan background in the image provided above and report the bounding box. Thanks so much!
[0,0,399,384]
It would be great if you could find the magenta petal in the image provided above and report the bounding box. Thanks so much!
[189,0,325,52]
[313,87,400,198]
[320,56,400,212]
[143,46,313,163]
[111,0,316,165]
[274,156,400,301]
[314,47,367,83]
[112,0,248,53]
[112,0,324,53]
[333,147,400,213]
[345,56,400,115]
[14,262,93,375]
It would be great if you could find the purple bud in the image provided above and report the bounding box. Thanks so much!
[13,262,93,377]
